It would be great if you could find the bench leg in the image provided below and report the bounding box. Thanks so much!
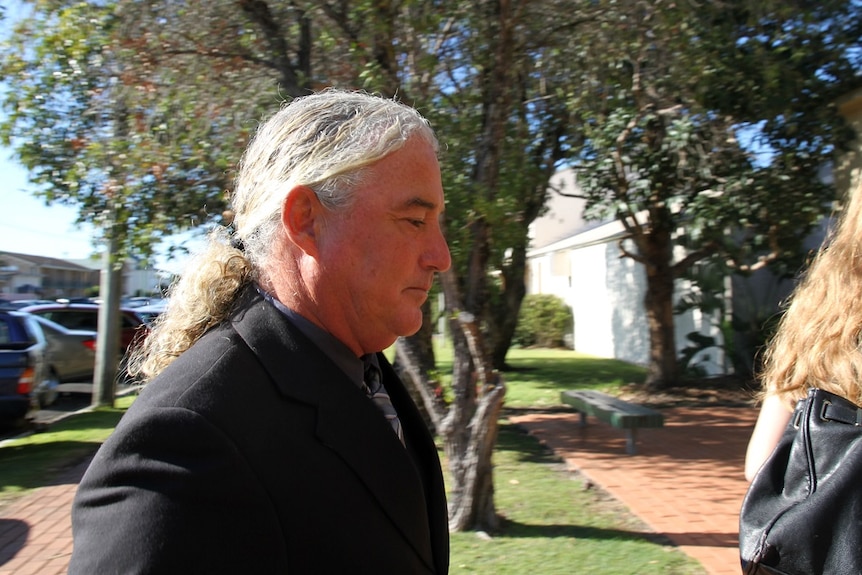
[578,411,587,427]
[625,428,638,455]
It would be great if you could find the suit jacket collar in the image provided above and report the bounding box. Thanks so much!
[228,287,439,572]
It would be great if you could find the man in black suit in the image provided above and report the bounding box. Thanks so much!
[69,89,451,574]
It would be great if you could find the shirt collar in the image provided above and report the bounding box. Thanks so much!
[255,285,364,388]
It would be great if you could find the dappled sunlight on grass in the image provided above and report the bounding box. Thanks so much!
[435,345,647,409]
[447,422,704,574]
[0,395,135,500]
[1,350,698,574]
[503,349,647,408]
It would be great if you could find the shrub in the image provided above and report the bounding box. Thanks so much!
[514,294,573,348]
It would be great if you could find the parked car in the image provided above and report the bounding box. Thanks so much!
[122,296,164,309]
[133,299,168,325]
[30,316,97,383]
[0,310,58,427]
[4,299,55,309]
[18,303,148,353]
[59,297,99,304]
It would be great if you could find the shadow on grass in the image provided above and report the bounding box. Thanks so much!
[0,406,124,497]
[0,440,95,491]
[495,421,567,464]
[503,355,647,387]
[494,517,671,546]
[437,351,648,394]
[486,424,694,560]
[493,519,736,552]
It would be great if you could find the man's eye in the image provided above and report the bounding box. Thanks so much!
[408,219,426,228]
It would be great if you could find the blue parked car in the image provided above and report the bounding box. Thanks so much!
[0,310,63,427]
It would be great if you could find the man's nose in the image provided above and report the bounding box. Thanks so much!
[426,228,451,272]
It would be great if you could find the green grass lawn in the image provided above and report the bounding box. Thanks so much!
[444,347,703,574]
[0,348,705,574]
[0,395,134,502]
[449,420,703,574]
[436,346,648,408]
[497,347,648,408]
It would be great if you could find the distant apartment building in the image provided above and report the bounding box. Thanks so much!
[0,251,99,299]
[0,251,164,300]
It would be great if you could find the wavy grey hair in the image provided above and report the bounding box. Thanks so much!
[130,89,438,381]
[235,88,438,271]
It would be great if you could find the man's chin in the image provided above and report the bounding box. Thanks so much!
[396,314,425,339]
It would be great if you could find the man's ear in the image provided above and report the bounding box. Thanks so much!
[282,185,322,256]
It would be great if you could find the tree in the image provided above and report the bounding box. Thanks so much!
[423,1,580,374]
[1,2,154,402]
[1,0,511,531]
[385,0,589,530]
[311,0,515,531]
[0,0,316,403]
[281,0,582,531]
[559,0,862,389]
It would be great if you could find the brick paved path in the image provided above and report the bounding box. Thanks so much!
[0,406,756,574]
[512,405,757,575]
[0,457,91,575]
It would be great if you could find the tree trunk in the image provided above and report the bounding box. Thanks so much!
[440,315,506,532]
[92,232,122,408]
[438,0,515,531]
[641,225,680,390]
[488,244,528,370]
[393,301,446,433]
[438,269,506,532]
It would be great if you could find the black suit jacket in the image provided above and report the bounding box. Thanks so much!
[69,288,449,574]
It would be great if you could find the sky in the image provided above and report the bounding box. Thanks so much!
[0,1,107,263]
[0,152,198,273]
[0,9,87,256]
[0,154,98,260]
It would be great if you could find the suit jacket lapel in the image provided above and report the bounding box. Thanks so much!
[379,354,450,573]
[230,289,436,571]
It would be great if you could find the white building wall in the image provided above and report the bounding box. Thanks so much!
[125,267,159,296]
[570,243,615,359]
[601,241,651,366]
[527,224,725,374]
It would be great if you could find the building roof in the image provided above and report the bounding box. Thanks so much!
[0,251,98,272]
[529,168,624,252]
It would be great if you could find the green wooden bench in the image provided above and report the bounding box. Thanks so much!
[561,389,664,455]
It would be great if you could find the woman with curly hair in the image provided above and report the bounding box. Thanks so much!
[744,183,862,481]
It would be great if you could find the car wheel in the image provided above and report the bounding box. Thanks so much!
[38,370,61,408]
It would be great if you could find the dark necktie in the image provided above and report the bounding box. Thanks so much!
[363,358,405,446]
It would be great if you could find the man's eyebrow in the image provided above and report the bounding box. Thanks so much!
[402,197,438,210]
